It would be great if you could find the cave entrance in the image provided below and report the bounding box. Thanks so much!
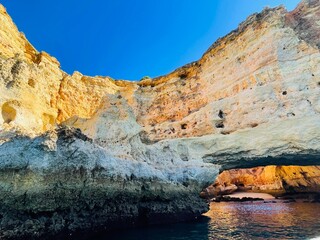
[201,165,320,202]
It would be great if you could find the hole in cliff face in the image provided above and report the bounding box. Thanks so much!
[201,165,320,202]
[181,123,187,130]
[282,91,287,96]
[218,110,224,119]
[6,81,14,89]
[1,103,17,124]
[215,122,224,129]
[178,72,188,79]
[287,112,296,117]
[11,60,23,75]
[28,78,36,88]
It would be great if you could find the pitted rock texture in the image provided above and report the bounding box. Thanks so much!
[0,126,215,239]
[204,166,320,198]
[0,0,320,238]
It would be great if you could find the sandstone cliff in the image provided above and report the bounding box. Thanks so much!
[204,166,320,197]
[0,0,320,238]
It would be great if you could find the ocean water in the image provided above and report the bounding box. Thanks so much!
[100,202,320,240]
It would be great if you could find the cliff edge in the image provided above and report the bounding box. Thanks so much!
[0,0,320,238]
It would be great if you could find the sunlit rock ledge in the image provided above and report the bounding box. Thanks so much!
[204,165,320,199]
[0,0,320,238]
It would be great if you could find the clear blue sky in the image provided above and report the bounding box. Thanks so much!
[2,1,300,80]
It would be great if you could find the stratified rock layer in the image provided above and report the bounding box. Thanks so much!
[0,0,320,238]
[204,166,320,197]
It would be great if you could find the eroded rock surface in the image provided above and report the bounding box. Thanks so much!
[204,166,320,198]
[0,0,320,238]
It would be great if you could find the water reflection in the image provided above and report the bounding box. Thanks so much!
[99,202,320,240]
[206,202,320,240]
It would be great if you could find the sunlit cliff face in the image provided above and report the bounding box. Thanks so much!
[0,1,320,238]
[1,1,320,143]
[203,165,320,198]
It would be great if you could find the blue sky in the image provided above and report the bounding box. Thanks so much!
[3,1,300,80]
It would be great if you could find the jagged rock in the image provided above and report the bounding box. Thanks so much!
[211,196,264,203]
[0,0,320,238]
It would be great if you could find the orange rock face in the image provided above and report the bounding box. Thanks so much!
[205,166,320,197]
[0,0,320,169]
[1,1,320,144]
[1,1,320,238]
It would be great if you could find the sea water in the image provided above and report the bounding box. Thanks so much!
[99,202,320,240]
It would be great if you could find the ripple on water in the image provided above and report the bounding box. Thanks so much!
[98,202,320,240]
[206,202,320,240]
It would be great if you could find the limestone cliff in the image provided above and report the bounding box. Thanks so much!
[204,166,320,197]
[0,0,320,238]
